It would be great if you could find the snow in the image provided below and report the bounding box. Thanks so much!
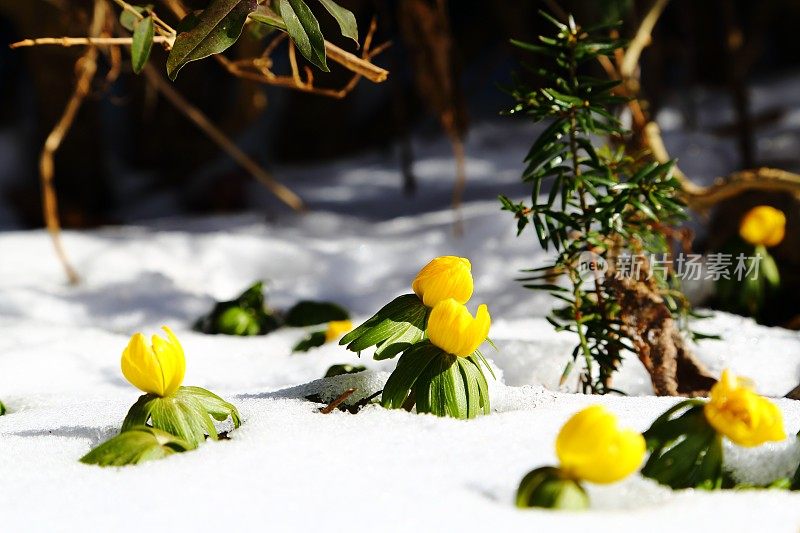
[3,75,800,529]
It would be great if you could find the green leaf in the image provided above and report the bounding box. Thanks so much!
[120,5,149,32]
[340,294,427,359]
[279,0,328,71]
[419,354,466,418]
[122,386,240,448]
[324,364,366,378]
[381,342,439,409]
[292,330,327,352]
[131,16,154,74]
[319,0,358,44]
[284,300,349,327]
[80,426,191,467]
[460,356,490,416]
[249,5,287,30]
[180,386,241,428]
[194,281,280,336]
[166,0,258,80]
[0,400,6,415]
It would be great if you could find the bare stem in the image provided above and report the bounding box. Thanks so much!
[10,36,171,48]
[141,64,307,212]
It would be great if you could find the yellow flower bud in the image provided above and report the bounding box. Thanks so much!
[704,369,785,447]
[411,256,473,307]
[739,205,786,247]
[121,326,186,397]
[325,319,353,343]
[556,405,645,484]
[426,298,490,357]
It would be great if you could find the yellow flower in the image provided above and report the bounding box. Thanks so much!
[411,256,473,307]
[739,205,786,247]
[426,298,490,357]
[704,369,785,447]
[325,320,353,343]
[556,405,645,484]
[121,326,186,397]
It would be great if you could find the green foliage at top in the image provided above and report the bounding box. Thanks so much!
[118,0,358,79]
[501,12,691,393]
[167,0,258,80]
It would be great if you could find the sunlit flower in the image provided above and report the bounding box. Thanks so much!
[121,326,186,397]
[427,298,490,357]
[739,205,786,247]
[704,369,785,447]
[411,256,473,307]
[556,405,645,484]
[325,320,353,343]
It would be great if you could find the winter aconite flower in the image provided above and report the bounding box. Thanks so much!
[739,205,786,247]
[427,298,490,357]
[412,256,473,307]
[121,326,186,398]
[556,405,646,484]
[325,320,353,343]
[704,369,785,447]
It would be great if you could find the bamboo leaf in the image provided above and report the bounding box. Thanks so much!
[167,0,257,80]
[131,16,154,74]
[279,0,328,71]
[319,0,358,44]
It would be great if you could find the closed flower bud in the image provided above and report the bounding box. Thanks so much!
[325,319,353,343]
[516,466,589,510]
[217,307,260,336]
[556,405,645,484]
[427,299,490,357]
[121,326,186,397]
[411,256,473,307]
[704,369,785,447]
[739,205,786,247]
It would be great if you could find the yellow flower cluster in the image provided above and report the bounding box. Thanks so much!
[739,205,786,248]
[704,369,785,447]
[412,256,490,357]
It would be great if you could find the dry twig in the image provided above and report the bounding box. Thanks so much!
[37,0,110,284]
[319,388,356,414]
[140,63,307,211]
[10,36,172,48]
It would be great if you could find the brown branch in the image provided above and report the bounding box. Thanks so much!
[320,388,356,414]
[620,0,670,79]
[10,36,172,48]
[682,168,800,211]
[38,1,110,285]
[324,40,388,84]
[140,63,306,212]
[218,18,389,99]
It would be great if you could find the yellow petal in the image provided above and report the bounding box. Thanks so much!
[325,320,353,343]
[427,299,490,357]
[704,369,786,447]
[739,206,786,248]
[411,256,474,307]
[120,326,186,397]
[121,333,166,396]
[556,405,645,484]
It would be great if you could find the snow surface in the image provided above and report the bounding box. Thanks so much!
[3,207,800,532]
[2,104,800,531]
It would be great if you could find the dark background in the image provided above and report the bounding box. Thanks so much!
[1,0,800,229]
